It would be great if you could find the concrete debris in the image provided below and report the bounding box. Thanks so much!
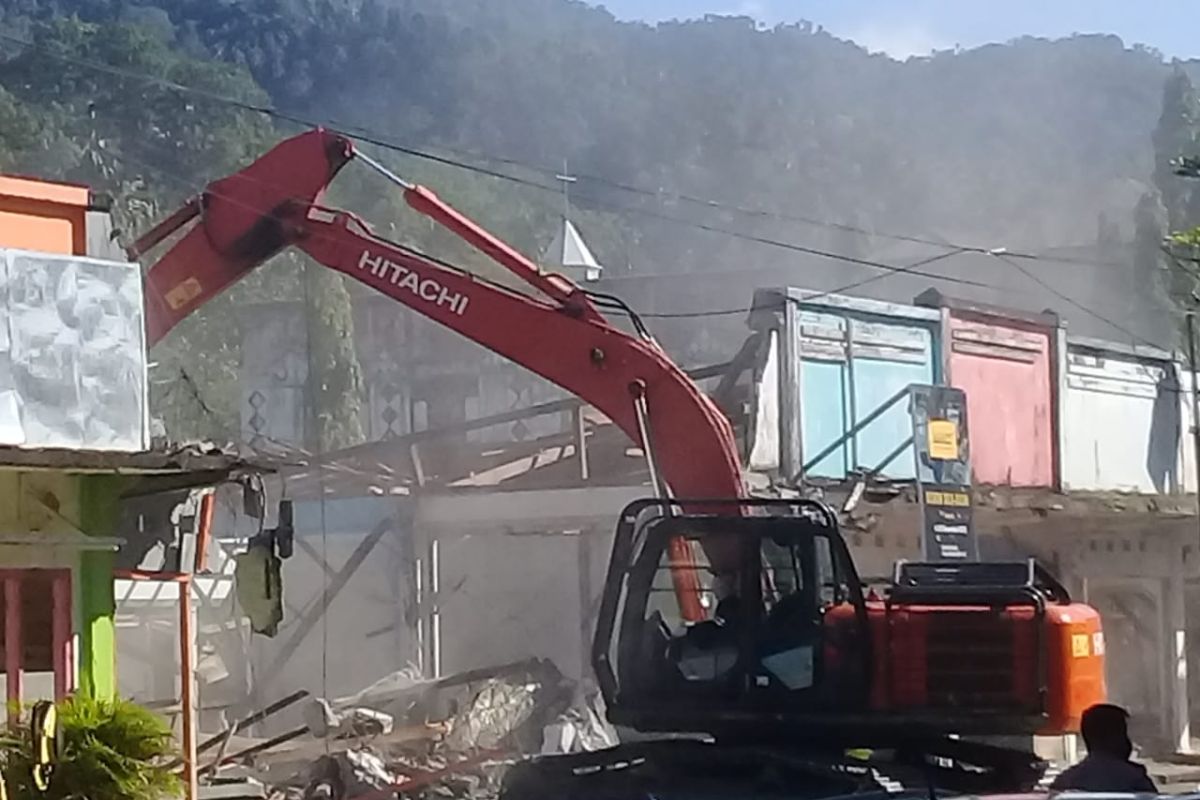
[229,659,591,800]
[309,750,397,800]
[198,776,268,800]
[301,699,338,739]
[334,664,424,712]
[538,689,616,755]
[303,700,394,739]
[444,679,540,752]
[342,708,394,738]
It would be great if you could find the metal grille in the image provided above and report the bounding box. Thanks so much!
[925,611,1018,708]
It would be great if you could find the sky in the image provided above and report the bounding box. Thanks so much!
[593,0,1198,61]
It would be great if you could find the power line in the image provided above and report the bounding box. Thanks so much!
[8,27,1159,341]
[116,134,1005,338]
[77,63,1008,299]
[131,134,1007,305]
[448,143,988,251]
[641,248,973,319]
[113,104,1169,381]
[990,253,1158,348]
[0,25,1123,274]
[571,188,1003,291]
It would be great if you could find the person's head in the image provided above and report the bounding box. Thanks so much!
[1080,703,1134,759]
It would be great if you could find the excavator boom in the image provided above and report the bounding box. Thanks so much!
[134,128,743,620]
[137,129,742,505]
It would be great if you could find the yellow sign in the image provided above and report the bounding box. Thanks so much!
[925,490,970,507]
[927,419,959,460]
[1072,633,1091,658]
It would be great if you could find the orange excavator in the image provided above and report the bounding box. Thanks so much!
[133,129,1105,792]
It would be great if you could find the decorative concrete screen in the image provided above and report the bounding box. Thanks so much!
[0,247,147,451]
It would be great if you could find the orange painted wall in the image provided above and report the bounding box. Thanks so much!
[0,175,89,255]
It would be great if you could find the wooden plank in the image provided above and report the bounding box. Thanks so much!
[573,406,589,481]
[312,362,731,466]
[197,727,309,775]
[52,572,71,698]
[951,325,1044,351]
[5,576,21,724]
[194,492,216,573]
[951,340,1039,363]
[410,443,427,488]
[195,690,310,755]
[179,576,197,800]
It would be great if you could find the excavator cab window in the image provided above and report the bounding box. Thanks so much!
[648,528,742,689]
[597,499,871,734]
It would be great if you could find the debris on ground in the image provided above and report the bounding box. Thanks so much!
[303,700,394,739]
[301,750,397,800]
[538,687,616,756]
[211,659,611,800]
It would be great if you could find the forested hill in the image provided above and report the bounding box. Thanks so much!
[0,0,1197,441]
[0,0,1188,256]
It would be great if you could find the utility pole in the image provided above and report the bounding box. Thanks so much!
[1189,311,1200,547]
[555,159,576,224]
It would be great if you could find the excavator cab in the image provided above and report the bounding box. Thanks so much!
[594,498,1106,745]
[593,497,874,741]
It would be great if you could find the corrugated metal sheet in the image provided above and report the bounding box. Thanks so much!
[1062,339,1181,494]
[0,247,147,451]
[779,291,940,480]
[945,316,1054,487]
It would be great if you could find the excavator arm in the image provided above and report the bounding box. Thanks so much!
[134,129,744,620]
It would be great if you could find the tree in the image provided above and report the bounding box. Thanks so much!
[302,262,366,452]
[0,0,1195,396]
[1130,190,1184,341]
[1097,211,1121,249]
[0,18,371,446]
[1154,70,1200,326]
[1154,69,1200,233]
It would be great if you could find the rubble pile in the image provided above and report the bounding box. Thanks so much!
[212,660,616,800]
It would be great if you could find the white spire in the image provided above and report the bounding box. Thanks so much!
[545,218,603,282]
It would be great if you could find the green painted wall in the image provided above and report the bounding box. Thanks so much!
[76,474,121,700]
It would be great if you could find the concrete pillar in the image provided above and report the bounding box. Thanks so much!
[1162,569,1192,753]
[78,474,121,700]
[426,533,442,679]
